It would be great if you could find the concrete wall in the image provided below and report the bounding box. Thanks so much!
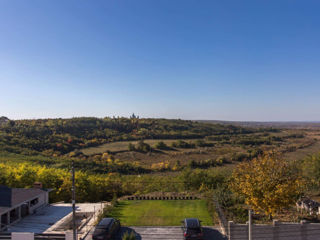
[29,191,48,214]
[12,232,34,240]
[228,220,320,240]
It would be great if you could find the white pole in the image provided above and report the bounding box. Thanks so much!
[94,206,96,222]
[248,209,252,240]
[72,160,77,240]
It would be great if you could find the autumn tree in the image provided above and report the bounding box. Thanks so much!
[231,154,304,219]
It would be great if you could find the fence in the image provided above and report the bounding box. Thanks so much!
[213,197,228,235]
[0,233,66,240]
[35,233,66,240]
[228,220,320,240]
[126,195,198,200]
[0,233,10,240]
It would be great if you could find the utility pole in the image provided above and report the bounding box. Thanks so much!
[248,209,252,240]
[72,160,77,240]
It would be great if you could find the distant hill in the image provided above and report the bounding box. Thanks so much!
[0,117,259,156]
[198,120,320,129]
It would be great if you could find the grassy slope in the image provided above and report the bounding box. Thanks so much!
[283,135,320,162]
[109,200,213,226]
[80,139,200,155]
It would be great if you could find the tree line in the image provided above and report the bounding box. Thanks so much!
[0,117,269,156]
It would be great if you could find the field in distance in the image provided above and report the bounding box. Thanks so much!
[108,200,213,226]
[81,139,199,155]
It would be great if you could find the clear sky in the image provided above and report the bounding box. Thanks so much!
[0,0,319,121]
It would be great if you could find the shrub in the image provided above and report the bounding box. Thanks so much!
[155,141,169,150]
[96,204,114,224]
[171,140,195,149]
[151,161,170,171]
[227,205,248,223]
[216,156,229,164]
[135,140,151,153]
[122,231,136,240]
[111,193,118,206]
[195,139,214,147]
[231,153,248,162]
[128,143,135,151]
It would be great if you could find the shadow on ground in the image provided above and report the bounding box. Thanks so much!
[115,227,142,240]
[203,227,227,240]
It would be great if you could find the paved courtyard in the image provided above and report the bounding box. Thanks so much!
[86,226,226,240]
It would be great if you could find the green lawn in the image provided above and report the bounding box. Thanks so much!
[108,200,213,226]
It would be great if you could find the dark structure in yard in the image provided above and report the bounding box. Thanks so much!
[0,183,50,231]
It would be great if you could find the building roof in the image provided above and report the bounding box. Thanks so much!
[0,187,47,214]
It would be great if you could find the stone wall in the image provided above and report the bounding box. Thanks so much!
[228,220,320,240]
[126,195,197,200]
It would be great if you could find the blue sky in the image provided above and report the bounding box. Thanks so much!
[0,0,319,121]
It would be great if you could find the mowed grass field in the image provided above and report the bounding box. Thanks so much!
[81,139,200,155]
[108,200,213,226]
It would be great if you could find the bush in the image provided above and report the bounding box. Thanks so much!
[216,156,229,164]
[231,153,248,162]
[188,158,225,169]
[171,140,195,149]
[122,231,136,240]
[227,205,248,223]
[96,204,114,224]
[135,140,151,153]
[155,141,169,150]
[180,168,230,191]
[111,193,118,206]
[195,139,214,147]
[302,153,320,189]
[128,143,135,151]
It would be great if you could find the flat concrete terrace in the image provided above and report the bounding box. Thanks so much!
[6,203,104,233]
[124,227,226,240]
[85,226,226,240]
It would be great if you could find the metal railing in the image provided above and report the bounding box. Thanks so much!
[0,233,11,240]
[34,233,65,240]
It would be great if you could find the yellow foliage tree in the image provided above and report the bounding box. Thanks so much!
[231,154,304,219]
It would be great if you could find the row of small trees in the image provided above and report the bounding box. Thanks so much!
[128,139,215,153]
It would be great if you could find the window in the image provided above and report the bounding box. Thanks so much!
[30,198,39,207]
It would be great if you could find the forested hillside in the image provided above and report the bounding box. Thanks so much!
[1,115,320,221]
[0,116,260,156]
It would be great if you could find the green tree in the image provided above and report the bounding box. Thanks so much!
[128,143,135,151]
[155,141,169,150]
[302,153,320,189]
